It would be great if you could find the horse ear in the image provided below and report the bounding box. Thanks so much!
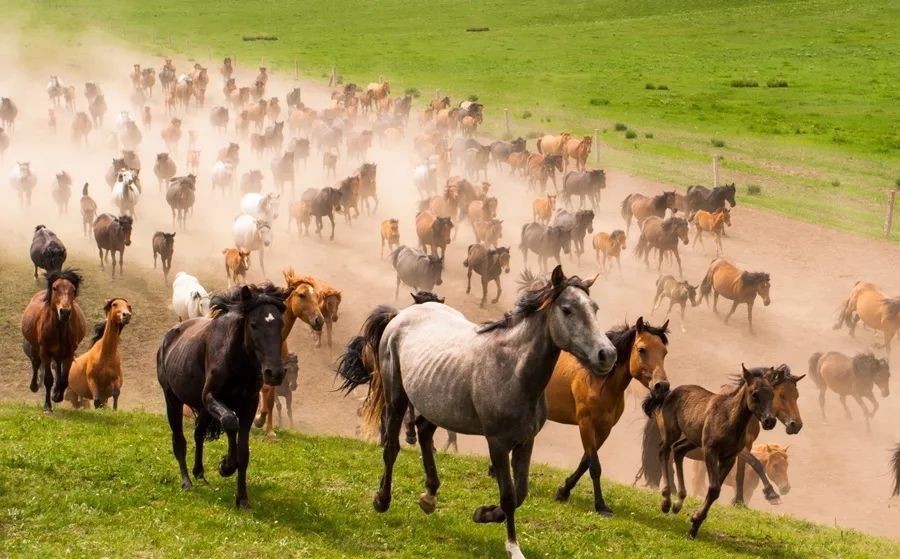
[104,299,114,312]
[635,316,645,331]
[741,363,751,380]
[661,319,670,332]
[550,265,565,286]
[793,374,806,383]
[583,273,599,288]
[240,285,252,301]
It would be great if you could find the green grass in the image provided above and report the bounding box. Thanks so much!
[1,0,898,237]
[0,404,897,559]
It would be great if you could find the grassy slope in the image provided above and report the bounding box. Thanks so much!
[1,405,897,559]
[4,0,899,238]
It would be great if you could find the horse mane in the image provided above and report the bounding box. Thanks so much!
[319,285,342,302]
[741,271,770,286]
[209,282,287,318]
[116,215,134,227]
[34,224,46,232]
[651,192,671,210]
[852,352,884,377]
[43,268,83,302]
[661,216,687,233]
[730,365,796,387]
[882,297,900,320]
[516,268,546,293]
[477,272,591,334]
[607,321,669,367]
[88,320,107,347]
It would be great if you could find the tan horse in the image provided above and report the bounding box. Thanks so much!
[380,218,400,258]
[563,136,592,171]
[699,258,771,334]
[808,351,890,431]
[592,230,626,274]
[223,247,250,286]
[834,281,900,354]
[692,444,790,504]
[691,208,731,256]
[427,182,459,218]
[547,318,669,515]
[415,211,453,259]
[66,298,132,409]
[537,132,572,156]
[620,191,677,232]
[532,194,556,224]
[293,275,343,350]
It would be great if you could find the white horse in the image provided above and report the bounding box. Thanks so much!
[232,214,273,274]
[413,162,437,200]
[47,76,63,106]
[112,169,141,217]
[211,160,234,194]
[171,271,210,321]
[9,161,37,207]
[240,192,280,222]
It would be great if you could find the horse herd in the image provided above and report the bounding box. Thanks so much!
[7,55,900,558]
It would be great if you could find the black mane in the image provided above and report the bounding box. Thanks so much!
[43,268,83,302]
[662,216,687,233]
[607,321,669,367]
[477,272,591,333]
[741,271,770,286]
[209,282,287,318]
[883,297,900,320]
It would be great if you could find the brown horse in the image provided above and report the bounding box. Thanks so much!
[79,183,97,237]
[255,270,325,438]
[21,269,87,411]
[415,211,453,259]
[547,318,669,515]
[834,281,900,354]
[808,351,890,431]
[380,218,400,258]
[652,275,699,332]
[592,230,626,274]
[648,365,776,538]
[691,208,731,256]
[634,216,690,277]
[532,194,556,224]
[563,136,592,171]
[93,214,134,279]
[620,191,677,232]
[294,275,343,350]
[692,443,790,504]
[426,182,460,219]
[223,248,251,287]
[537,132,572,156]
[66,298,133,409]
[699,258,771,334]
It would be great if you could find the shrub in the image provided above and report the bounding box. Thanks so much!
[242,34,278,41]
[614,122,627,131]
[766,80,789,88]
[730,79,759,88]
[657,84,669,90]
[747,184,762,196]
[644,132,654,139]
[625,130,637,139]
[467,94,479,102]
[404,87,421,98]
[831,179,841,187]
[645,83,656,90]
[711,138,726,148]
[589,98,609,106]
[895,178,900,188]
[521,110,532,119]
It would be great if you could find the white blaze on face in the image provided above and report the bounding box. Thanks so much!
[264,313,275,323]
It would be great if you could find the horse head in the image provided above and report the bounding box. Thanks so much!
[231,285,287,387]
[434,217,454,244]
[105,297,133,327]
[115,215,134,246]
[425,254,444,286]
[761,444,791,495]
[283,271,325,331]
[768,364,804,434]
[45,268,82,323]
[740,365,776,430]
[493,246,511,274]
[724,183,737,207]
[626,317,670,398]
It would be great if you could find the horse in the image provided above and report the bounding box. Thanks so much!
[112,169,141,217]
[240,170,264,195]
[211,160,235,195]
[561,169,605,209]
[209,106,229,134]
[47,76,64,106]
[489,138,526,170]
[9,161,37,208]
[157,283,288,508]
[355,161,378,215]
[271,151,296,195]
[550,209,594,263]
[563,136,592,171]
[0,97,18,129]
[646,365,776,538]
[592,230,626,274]
[165,175,195,230]
[232,215,273,273]
[547,317,669,515]
[634,216,690,277]
[298,187,342,240]
[686,183,737,212]
[292,274,341,350]
[274,353,300,427]
[425,182,460,219]
[80,184,97,237]
[473,218,504,248]
[536,132,572,157]
[104,158,127,189]
[620,191,677,232]
[463,245,511,307]
[336,266,615,559]
[93,214,134,279]
[390,246,444,298]
[526,154,564,191]
[381,219,400,259]
[89,94,107,126]
[692,444,790,504]
[223,248,251,287]
[159,59,176,92]
[337,175,361,224]
[699,259,771,334]
[652,275,699,332]
[30,225,67,280]
[834,281,900,354]
[414,162,438,200]
[65,298,132,409]
[691,208,731,256]
[172,272,211,321]
[71,112,92,146]
[532,194,556,225]
[808,351,890,431]
[520,222,572,272]
[21,269,87,412]
[415,211,453,259]
[161,118,183,153]
[152,232,176,283]
[154,153,177,191]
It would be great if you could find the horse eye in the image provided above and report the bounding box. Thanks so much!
[637,347,647,356]
[561,306,572,316]
[752,393,759,401]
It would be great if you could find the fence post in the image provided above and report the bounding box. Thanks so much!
[594,128,600,163]
[294,59,298,78]
[329,66,336,87]
[885,190,898,239]
[504,109,510,136]
[712,156,719,188]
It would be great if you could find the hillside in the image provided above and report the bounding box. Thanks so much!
[0,404,897,558]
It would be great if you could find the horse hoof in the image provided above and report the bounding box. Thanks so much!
[661,499,671,514]
[29,380,39,393]
[595,505,613,517]
[236,498,251,510]
[373,494,391,513]
[405,435,417,445]
[181,479,193,490]
[253,416,265,428]
[219,456,237,477]
[554,487,570,502]
[473,505,505,523]
[672,501,683,514]
[51,390,65,403]
[418,493,436,514]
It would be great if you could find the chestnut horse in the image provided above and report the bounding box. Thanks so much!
[691,208,731,256]
[592,230,626,274]
[808,351,890,431]
[699,258,771,334]
[692,443,791,504]
[620,191,677,232]
[546,317,669,515]
[834,281,900,354]
[563,136,592,171]
[293,274,343,350]
[21,269,87,411]
[66,298,133,409]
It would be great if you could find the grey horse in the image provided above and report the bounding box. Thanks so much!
[337,266,616,559]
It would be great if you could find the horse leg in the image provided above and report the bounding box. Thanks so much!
[746,302,756,335]
[41,356,54,412]
[234,403,255,508]
[373,375,407,513]
[263,385,276,438]
[680,302,687,333]
[839,395,853,420]
[853,394,871,432]
[164,389,192,489]
[285,391,294,427]
[690,453,734,538]
[203,392,240,474]
[712,292,719,313]
[465,263,473,294]
[674,250,683,278]
[818,385,827,420]
[329,214,336,240]
[512,439,535,508]
[98,247,105,270]
[442,430,459,453]
[555,454,589,503]
[864,392,879,417]
[415,415,441,514]
[672,438,696,513]
[493,277,502,304]
[724,301,739,324]
[738,449,780,504]
[475,438,524,559]
[480,276,489,308]
[192,412,212,481]
[26,343,40,393]
[404,404,417,445]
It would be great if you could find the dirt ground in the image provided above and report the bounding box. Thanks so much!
[1,34,898,540]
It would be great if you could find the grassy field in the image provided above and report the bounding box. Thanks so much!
[1,404,897,559]
[4,0,897,238]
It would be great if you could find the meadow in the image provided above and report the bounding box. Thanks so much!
[3,0,899,238]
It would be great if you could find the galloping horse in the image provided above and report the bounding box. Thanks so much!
[620,191,677,232]
[21,269,87,411]
[157,284,288,508]
[634,216,690,277]
[66,298,132,409]
[686,183,736,212]
[692,443,791,504]
[546,317,669,515]
[691,208,731,256]
[337,266,616,559]
[808,351,890,431]
[834,281,900,354]
[699,258,771,334]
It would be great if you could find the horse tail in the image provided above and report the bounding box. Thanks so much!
[833,293,854,330]
[699,262,716,301]
[634,233,647,259]
[634,413,663,489]
[82,183,90,196]
[807,352,825,389]
[892,444,900,497]
[536,137,543,154]
[620,194,633,222]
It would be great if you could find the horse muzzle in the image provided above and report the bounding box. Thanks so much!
[124,240,132,246]
[593,347,617,376]
[120,313,132,325]
[763,298,771,307]
[785,419,802,435]
[881,386,890,398]
[263,367,287,387]
[761,416,777,430]
[57,308,71,322]
[312,316,325,331]
[778,483,791,495]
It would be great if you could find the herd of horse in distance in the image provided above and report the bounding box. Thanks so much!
[4,52,899,558]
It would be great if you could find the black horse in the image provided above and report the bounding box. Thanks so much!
[562,169,606,209]
[489,137,526,169]
[30,225,67,279]
[157,283,287,509]
[519,222,571,272]
[300,186,342,240]
[686,183,737,212]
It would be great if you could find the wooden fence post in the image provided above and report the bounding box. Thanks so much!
[885,190,897,238]
[294,59,299,78]
[329,66,336,87]
[504,109,510,136]
[712,156,719,188]
[594,129,600,162]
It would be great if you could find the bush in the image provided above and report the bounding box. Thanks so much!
[644,132,654,139]
[589,98,609,106]
[242,34,278,41]
[895,178,900,188]
[645,83,656,90]
[521,110,532,119]
[730,79,759,88]
[747,184,762,196]
[625,130,637,139]
[831,179,841,187]
[467,95,479,102]
[614,122,627,131]
[711,138,726,148]
[657,84,669,90]
[766,80,789,88]
[404,87,421,98]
